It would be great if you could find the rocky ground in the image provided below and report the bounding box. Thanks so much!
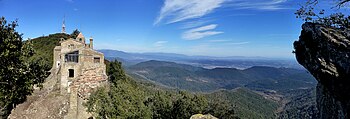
[8,74,69,119]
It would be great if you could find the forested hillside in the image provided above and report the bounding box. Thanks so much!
[87,60,239,119]
[207,88,279,119]
[27,33,70,70]
[278,88,319,118]
[127,60,317,93]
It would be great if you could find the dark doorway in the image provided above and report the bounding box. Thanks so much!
[68,69,74,77]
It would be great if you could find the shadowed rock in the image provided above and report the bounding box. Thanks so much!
[294,22,350,118]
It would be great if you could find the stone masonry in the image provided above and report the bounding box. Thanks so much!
[51,32,107,119]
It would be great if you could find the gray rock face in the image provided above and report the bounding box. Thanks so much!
[294,22,350,118]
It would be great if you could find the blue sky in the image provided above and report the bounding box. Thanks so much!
[0,0,333,58]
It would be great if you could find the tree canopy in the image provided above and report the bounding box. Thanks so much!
[296,0,350,28]
[0,17,49,118]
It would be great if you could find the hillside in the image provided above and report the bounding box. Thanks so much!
[27,33,71,70]
[207,88,279,119]
[127,60,317,93]
[278,88,319,118]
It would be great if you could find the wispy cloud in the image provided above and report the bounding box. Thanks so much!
[208,39,250,45]
[208,39,231,42]
[155,0,290,25]
[182,24,223,40]
[180,18,214,29]
[154,41,168,47]
[154,0,225,25]
[227,41,250,45]
[227,0,289,10]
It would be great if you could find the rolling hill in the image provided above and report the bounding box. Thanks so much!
[206,88,279,119]
[126,60,317,93]
[99,49,304,69]
[28,33,71,70]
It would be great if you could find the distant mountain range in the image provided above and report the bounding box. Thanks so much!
[126,60,316,93]
[99,49,304,69]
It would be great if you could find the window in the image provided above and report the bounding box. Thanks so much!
[56,61,60,68]
[65,51,79,63]
[94,57,100,63]
[68,44,75,49]
[68,69,74,78]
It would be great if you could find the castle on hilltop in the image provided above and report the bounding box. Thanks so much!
[52,32,107,96]
[50,20,107,118]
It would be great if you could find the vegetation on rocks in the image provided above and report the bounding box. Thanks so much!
[296,0,350,28]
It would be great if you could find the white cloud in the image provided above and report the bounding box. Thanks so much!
[208,39,231,42]
[154,0,290,26]
[227,0,289,10]
[154,41,168,47]
[180,18,213,29]
[182,24,223,40]
[227,41,250,45]
[154,0,225,25]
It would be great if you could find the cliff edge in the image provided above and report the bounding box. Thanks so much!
[294,22,350,118]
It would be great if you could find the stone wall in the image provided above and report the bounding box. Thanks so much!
[60,39,85,53]
[66,67,107,119]
[51,36,107,118]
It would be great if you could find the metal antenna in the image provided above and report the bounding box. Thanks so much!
[62,15,66,33]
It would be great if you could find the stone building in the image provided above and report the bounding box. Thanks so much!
[51,32,107,119]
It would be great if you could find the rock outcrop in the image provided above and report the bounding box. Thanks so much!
[190,114,218,119]
[294,22,350,118]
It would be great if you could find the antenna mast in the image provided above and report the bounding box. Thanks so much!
[62,15,66,33]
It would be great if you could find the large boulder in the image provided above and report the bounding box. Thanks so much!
[294,22,350,118]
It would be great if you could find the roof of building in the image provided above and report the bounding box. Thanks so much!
[76,32,85,39]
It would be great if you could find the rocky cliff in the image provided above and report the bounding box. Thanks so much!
[294,22,350,118]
